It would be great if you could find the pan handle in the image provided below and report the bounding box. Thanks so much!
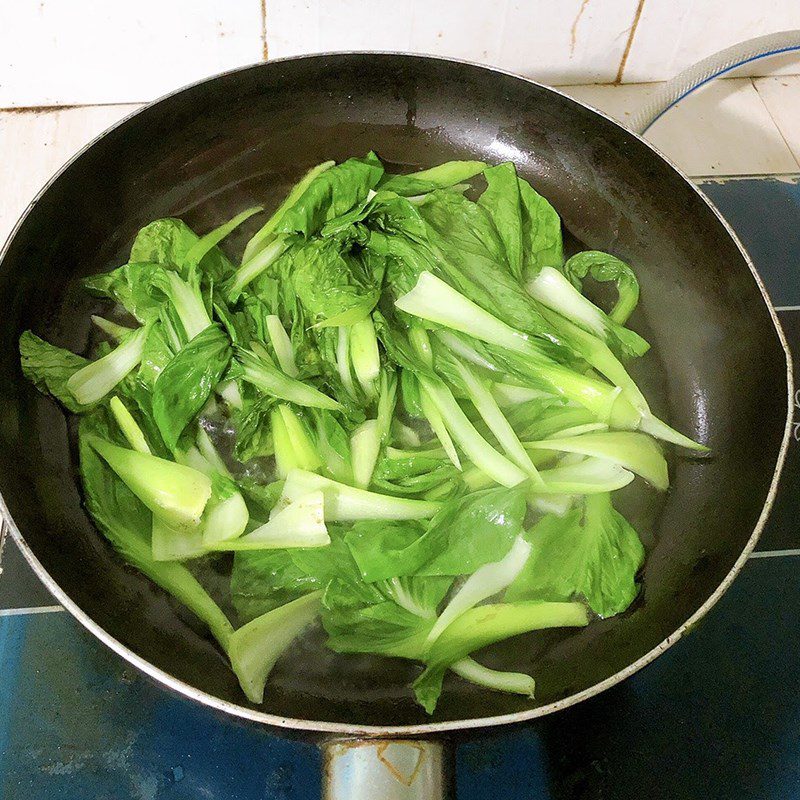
[322,738,449,799]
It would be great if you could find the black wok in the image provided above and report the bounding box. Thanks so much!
[0,54,791,796]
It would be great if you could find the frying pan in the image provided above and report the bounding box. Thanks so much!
[0,53,791,797]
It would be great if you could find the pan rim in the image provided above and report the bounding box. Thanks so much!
[0,51,793,737]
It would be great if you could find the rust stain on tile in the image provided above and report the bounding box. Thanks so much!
[260,0,269,60]
[569,0,591,57]
[615,0,646,83]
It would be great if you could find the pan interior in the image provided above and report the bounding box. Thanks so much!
[0,55,788,728]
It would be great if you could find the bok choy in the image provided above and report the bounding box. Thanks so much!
[19,153,704,713]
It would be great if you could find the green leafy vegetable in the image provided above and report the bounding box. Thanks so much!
[478,162,524,279]
[19,153,704,713]
[527,266,648,359]
[506,493,644,617]
[413,600,588,712]
[517,177,564,277]
[89,436,212,528]
[377,160,486,196]
[110,396,151,453]
[213,491,329,551]
[276,469,441,521]
[67,325,149,406]
[229,591,322,703]
[152,325,231,450]
[234,347,340,411]
[20,331,93,413]
[78,409,233,650]
[562,250,640,325]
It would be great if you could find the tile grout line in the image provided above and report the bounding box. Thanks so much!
[693,172,800,181]
[260,0,269,61]
[751,77,800,172]
[0,605,64,617]
[750,549,800,558]
[0,101,147,114]
[614,0,646,84]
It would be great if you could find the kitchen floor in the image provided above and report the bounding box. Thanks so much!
[2,68,800,799]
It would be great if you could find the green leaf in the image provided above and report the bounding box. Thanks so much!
[129,218,235,282]
[19,330,92,413]
[323,596,433,660]
[290,236,380,327]
[400,368,424,417]
[275,152,384,238]
[236,478,284,522]
[137,320,177,390]
[506,493,644,617]
[130,218,199,268]
[410,485,529,577]
[344,520,428,581]
[478,162,524,280]
[413,600,588,713]
[518,177,563,277]
[234,347,340,411]
[417,191,555,339]
[243,161,336,263]
[377,161,486,196]
[230,528,354,622]
[231,549,320,622]
[231,394,276,462]
[527,267,649,360]
[152,325,232,450]
[562,250,640,325]
[322,564,451,660]
[83,262,168,323]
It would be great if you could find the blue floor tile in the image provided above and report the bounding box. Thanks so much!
[754,310,800,551]
[457,556,800,800]
[699,177,800,307]
[1,558,797,799]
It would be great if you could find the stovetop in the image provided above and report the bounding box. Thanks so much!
[1,176,798,800]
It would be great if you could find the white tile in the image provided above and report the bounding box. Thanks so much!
[409,0,506,66]
[320,0,414,53]
[565,78,799,176]
[0,105,141,244]
[0,1,263,107]
[754,75,800,165]
[498,0,641,84]
[265,0,323,58]
[623,0,800,83]
[265,0,641,84]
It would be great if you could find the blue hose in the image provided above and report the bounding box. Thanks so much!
[629,31,800,135]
